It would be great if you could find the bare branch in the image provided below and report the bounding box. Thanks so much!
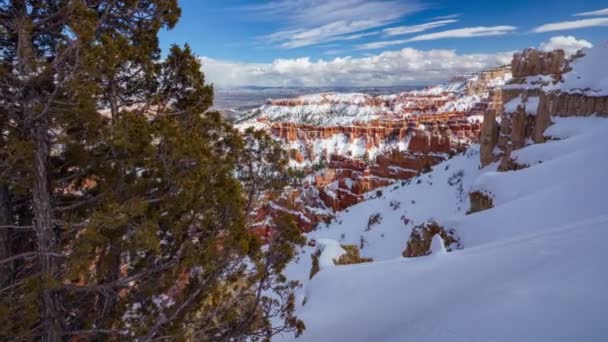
[0,225,33,230]
[0,252,65,265]
[53,194,103,212]
[64,329,127,337]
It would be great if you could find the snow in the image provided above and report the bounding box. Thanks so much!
[315,239,346,268]
[504,95,540,115]
[288,217,608,342]
[438,94,481,112]
[276,116,608,342]
[546,45,608,96]
[504,96,522,113]
[429,234,446,255]
[257,93,386,126]
[503,75,554,91]
[238,75,507,127]
[526,96,540,115]
[284,133,412,165]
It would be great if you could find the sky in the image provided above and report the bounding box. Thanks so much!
[159,0,608,87]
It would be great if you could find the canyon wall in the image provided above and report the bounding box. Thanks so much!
[243,69,510,236]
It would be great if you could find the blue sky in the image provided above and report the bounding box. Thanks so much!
[159,1,608,87]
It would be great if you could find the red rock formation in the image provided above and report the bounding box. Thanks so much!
[248,75,509,234]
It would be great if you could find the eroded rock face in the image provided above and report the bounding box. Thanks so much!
[468,191,494,214]
[402,221,462,257]
[245,68,511,235]
[511,48,565,79]
[479,48,608,167]
[467,65,512,96]
[479,109,499,166]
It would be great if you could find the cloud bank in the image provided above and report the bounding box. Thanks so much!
[539,36,593,55]
[200,48,512,87]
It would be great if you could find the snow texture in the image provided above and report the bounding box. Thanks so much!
[546,44,608,96]
[276,117,608,342]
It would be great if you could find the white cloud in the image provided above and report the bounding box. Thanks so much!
[431,14,461,20]
[539,36,593,56]
[407,26,517,42]
[337,31,379,41]
[357,26,516,50]
[245,0,425,48]
[533,17,608,33]
[575,8,608,17]
[200,48,512,87]
[357,39,410,50]
[383,19,458,36]
[268,20,383,48]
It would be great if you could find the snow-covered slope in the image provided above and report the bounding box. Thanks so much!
[546,46,608,96]
[259,93,387,126]
[246,78,497,126]
[276,116,608,342]
[294,216,608,342]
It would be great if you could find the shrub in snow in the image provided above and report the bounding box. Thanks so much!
[447,170,465,186]
[389,201,401,210]
[309,249,322,279]
[365,213,383,231]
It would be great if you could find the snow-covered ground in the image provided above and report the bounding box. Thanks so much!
[545,45,608,96]
[286,133,414,167]
[276,116,608,341]
[243,77,495,126]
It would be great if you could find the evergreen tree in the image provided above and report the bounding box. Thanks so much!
[238,128,290,216]
[0,1,304,341]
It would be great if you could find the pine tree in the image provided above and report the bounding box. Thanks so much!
[238,128,290,216]
[0,2,304,340]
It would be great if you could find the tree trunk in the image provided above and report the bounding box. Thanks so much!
[0,185,11,287]
[32,122,63,342]
[15,1,63,338]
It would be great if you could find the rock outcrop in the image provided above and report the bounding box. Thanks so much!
[402,221,462,257]
[333,245,373,265]
[466,65,512,96]
[480,47,608,168]
[511,48,565,79]
[467,191,494,214]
